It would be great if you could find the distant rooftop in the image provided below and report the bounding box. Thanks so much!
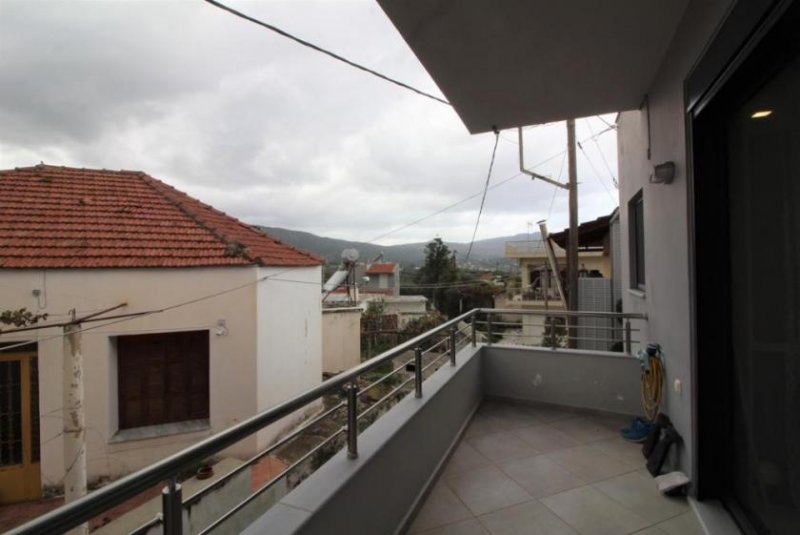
[366,262,397,275]
[0,164,322,269]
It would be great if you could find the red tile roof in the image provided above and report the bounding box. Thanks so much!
[0,165,322,269]
[366,262,397,275]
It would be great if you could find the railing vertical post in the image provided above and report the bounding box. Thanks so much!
[624,319,632,355]
[487,313,493,346]
[161,477,182,535]
[414,347,423,398]
[345,382,358,459]
[470,317,477,347]
[449,327,457,365]
[550,317,557,350]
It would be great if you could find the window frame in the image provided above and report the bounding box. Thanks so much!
[629,190,646,290]
[116,330,210,431]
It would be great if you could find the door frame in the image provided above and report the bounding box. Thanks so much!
[687,0,800,532]
[0,350,42,503]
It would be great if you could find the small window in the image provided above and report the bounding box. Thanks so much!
[117,330,209,430]
[629,190,646,289]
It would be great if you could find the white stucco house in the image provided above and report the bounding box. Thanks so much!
[0,164,323,502]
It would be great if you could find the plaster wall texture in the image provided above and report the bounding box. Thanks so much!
[255,266,323,449]
[0,267,259,484]
[616,0,734,479]
[321,307,361,374]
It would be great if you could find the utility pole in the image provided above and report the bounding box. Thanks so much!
[63,309,88,535]
[566,119,579,348]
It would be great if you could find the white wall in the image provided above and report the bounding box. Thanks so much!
[321,307,361,374]
[0,267,260,485]
[255,266,323,449]
[616,0,733,478]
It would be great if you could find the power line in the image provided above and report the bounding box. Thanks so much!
[585,119,618,187]
[464,131,500,263]
[577,141,616,202]
[368,125,615,244]
[201,0,449,106]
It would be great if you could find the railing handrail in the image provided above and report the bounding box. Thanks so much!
[8,309,477,535]
[481,308,647,320]
[9,307,645,534]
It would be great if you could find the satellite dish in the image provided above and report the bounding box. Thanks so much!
[341,248,359,263]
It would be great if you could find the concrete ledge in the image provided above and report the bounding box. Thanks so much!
[483,345,641,414]
[243,344,483,535]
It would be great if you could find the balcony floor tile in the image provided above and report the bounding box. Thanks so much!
[408,400,703,535]
[467,431,540,463]
[408,482,473,533]
[444,465,533,516]
[477,500,578,535]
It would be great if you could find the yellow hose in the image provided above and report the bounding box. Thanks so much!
[641,354,664,421]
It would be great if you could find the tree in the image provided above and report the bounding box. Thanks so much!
[0,307,48,333]
[414,238,458,310]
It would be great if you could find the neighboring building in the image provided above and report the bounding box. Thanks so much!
[378,2,800,532]
[0,165,323,501]
[321,307,361,375]
[505,215,612,302]
[362,262,400,297]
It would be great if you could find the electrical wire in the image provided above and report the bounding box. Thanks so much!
[201,0,449,106]
[464,131,500,263]
[577,141,616,203]
[367,125,614,244]
[585,119,619,188]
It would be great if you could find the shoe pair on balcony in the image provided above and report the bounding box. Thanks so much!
[621,416,653,442]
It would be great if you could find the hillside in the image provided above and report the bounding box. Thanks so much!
[257,226,537,269]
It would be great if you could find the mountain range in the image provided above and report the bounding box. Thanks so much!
[258,227,538,269]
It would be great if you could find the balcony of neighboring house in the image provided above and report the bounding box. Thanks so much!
[8,307,707,535]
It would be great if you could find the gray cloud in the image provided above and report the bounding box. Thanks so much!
[0,0,618,245]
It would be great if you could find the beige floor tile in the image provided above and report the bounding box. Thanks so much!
[541,486,650,535]
[591,437,647,467]
[443,442,491,477]
[550,417,618,443]
[593,471,689,523]
[409,482,473,533]
[417,517,490,535]
[467,431,540,463]
[445,465,533,516]
[512,424,582,453]
[465,412,508,439]
[478,500,578,535]
[499,455,587,498]
[631,527,669,535]
[489,404,544,430]
[545,445,638,483]
[653,511,705,535]
[527,405,576,423]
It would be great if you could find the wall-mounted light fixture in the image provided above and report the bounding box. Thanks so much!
[751,109,773,119]
[215,319,228,337]
[651,161,676,184]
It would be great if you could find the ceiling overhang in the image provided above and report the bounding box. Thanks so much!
[377,0,689,133]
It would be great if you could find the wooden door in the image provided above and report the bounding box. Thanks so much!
[0,352,41,503]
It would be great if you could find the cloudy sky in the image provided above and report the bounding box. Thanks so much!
[0,0,619,245]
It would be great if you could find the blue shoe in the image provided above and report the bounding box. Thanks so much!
[620,416,647,434]
[621,418,652,443]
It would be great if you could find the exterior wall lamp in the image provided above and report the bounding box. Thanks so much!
[651,161,676,184]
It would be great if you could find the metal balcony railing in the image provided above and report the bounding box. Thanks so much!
[8,308,645,535]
